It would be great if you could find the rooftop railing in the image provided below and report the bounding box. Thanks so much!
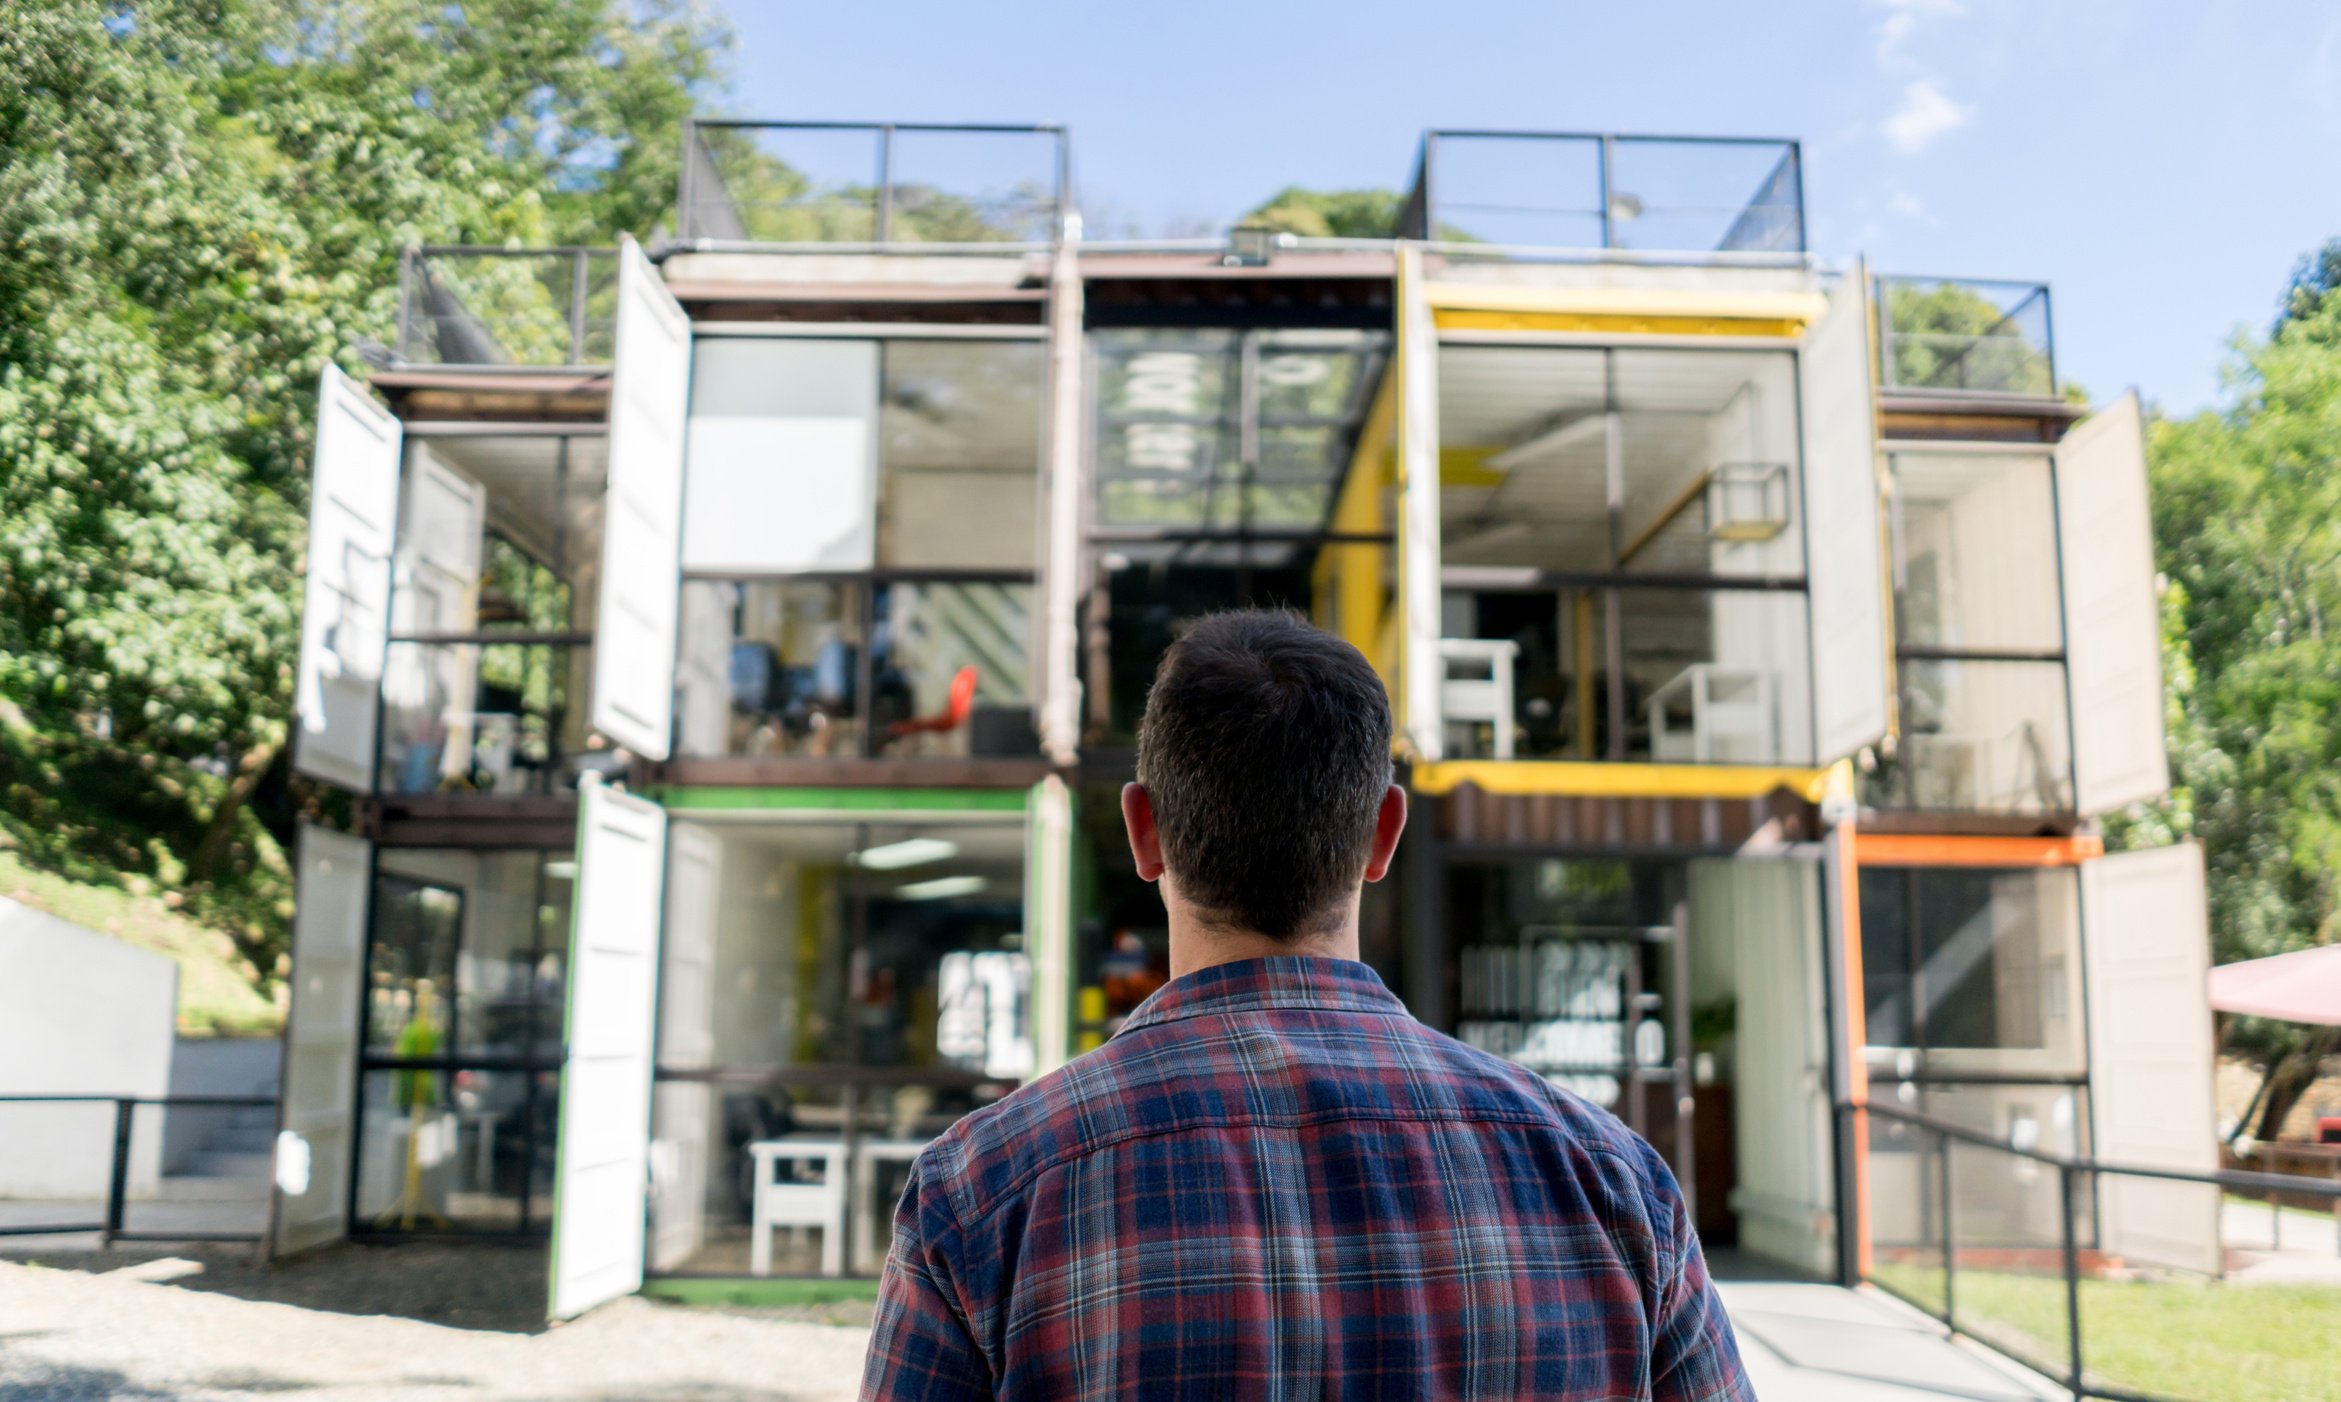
[1398,131,1805,261]
[677,120,1071,248]
[1876,274,2057,397]
[394,246,616,369]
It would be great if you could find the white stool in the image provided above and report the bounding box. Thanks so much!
[1440,638,1520,760]
[747,1138,848,1277]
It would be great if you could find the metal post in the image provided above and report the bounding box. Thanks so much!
[875,124,894,244]
[102,1098,135,1247]
[1597,136,1616,250]
[2273,1189,2284,1252]
[568,252,590,366]
[395,248,416,364]
[1939,1130,1957,1331]
[2059,1162,2085,1396]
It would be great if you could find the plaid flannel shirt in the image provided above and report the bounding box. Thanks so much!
[862,956,1751,1401]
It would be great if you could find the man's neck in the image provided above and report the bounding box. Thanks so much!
[1165,899,1360,979]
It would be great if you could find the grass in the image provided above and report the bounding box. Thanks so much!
[0,844,281,1037]
[1873,1262,2341,1401]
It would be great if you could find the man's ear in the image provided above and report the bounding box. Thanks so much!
[1121,782,1165,882]
[1361,783,1408,883]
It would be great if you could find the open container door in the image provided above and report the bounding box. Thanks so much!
[273,825,371,1255]
[1690,853,1838,1277]
[647,822,719,1273]
[590,235,692,761]
[2056,392,2168,815]
[2081,842,2219,1274]
[294,367,403,790]
[548,779,668,1318]
[1800,265,1890,763]
[1025,776,1077,1075]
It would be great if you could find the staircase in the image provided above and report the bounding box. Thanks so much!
[158,1101,276,1207]
[899,583,1032,705]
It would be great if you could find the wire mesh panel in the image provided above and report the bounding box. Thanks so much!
[1416,133,1803,255]
[1877,276,2056,396]
[681,123,1066,245]
[398,249,617,367]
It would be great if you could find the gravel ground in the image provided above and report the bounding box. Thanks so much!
[0,1248,871,1401]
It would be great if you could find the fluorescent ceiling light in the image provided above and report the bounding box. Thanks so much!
[543,860,578,880]
[1485,412,1607,474]
[896,874,986,901]
[852,838,957,871]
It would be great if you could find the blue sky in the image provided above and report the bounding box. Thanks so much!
[726,0,2341,414]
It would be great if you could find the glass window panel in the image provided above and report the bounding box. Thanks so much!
[677,580,866,758]
[1620,587,1812,764]
[692,125,881,243]
[884,129,1059,243]
[1437,346,1608,569]
[1615,350,1802,579]
[684,338,880,574]
[354,1068,536,1230]
[1878,659,2073,813]
[1859,870,1915,1049]
[390,438,605,639]
[1913,867,2084,1070]
[366,874,461,1056]
[1892,453,2063,652]
[877,341,1043,569]
[378,641,587,798]
[451,851,569,1063]
[1606,139,1802,254]
[873,582,1036,759]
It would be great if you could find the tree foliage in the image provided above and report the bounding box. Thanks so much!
[1880,281,2056,397]
[0,0,720,994]
[2137,255,2341,1137]
[1241,187,1404,239]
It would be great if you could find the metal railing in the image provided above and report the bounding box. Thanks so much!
[395,246,616,369]
[0,1094,277,1248]
[1877,274,2057,397]
[1400,131,1805,258]
[678,120,1070,248]
[1850,1097,2341,1401]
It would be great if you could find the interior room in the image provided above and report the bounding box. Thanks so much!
[647,814,1031,1278]
[1858,863,2092,1257]
[1435,345,1812,764]
[1872,451,2075,813]
[355,847,574,1233]
[1440,851,1838,1277]
[378,433,606,797]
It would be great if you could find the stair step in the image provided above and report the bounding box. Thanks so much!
[155,1175,271,1204]
[189,1150,271,1179]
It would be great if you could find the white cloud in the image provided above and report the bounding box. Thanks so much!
[1888,190,1927,219]
[1871,0,1964,70]
[1883,80,1971,155]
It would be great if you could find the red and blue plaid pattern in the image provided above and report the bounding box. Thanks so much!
[863,956,1751,1400]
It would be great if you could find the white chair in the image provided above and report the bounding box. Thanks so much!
[1646,666,1774,763]
[1440,638,1520,760]
[747,1139,848,1277]
[851,1137,934,1274]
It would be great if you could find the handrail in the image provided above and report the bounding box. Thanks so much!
[0,1094,278,1248]
[1853,1097,2341,1199]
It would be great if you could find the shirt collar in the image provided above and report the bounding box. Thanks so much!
[1116,956,1407,1037]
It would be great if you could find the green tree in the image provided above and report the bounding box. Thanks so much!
[2134,257,2341,1140]
[1241,186,1405,239]
[0,0,720,997]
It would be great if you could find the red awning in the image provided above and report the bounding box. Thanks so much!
[2208,944,2341,1026]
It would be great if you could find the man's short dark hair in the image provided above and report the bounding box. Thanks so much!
[1135,610,1394,939]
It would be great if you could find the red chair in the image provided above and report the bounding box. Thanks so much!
[888,666,979,743]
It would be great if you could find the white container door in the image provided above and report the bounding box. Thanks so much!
[2081,842,2219,1274]
[590,235,692,760]
[1690,854,1837,1277]
[294,367,403,790]
[548,780,668,1318]
[648,822,719,1273]
[2057,392,2169,815]
[1800,266,1890,763]
[273,825,371,1255]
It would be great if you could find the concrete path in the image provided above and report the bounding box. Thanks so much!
[2220,1195,2341,1284]
[1717,1280,2068,1401]
[0,1245,2080,1401]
